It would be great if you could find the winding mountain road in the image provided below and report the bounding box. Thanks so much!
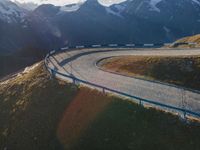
[47,48,200,116]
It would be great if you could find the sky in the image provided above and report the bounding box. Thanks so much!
[11,0,126,6]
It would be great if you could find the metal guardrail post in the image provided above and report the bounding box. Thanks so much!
[180,110,187,121]
[72,76,76,85]
[139,99,143,107]
[181,89,187,120]
[50,69,54,79]
[72,76,79,86]
[184,111,187,119]
[139,100,141,106]
[103,88,105,94]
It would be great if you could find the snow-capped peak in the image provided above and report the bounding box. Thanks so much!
[60,3,83,12]
[0,0,27,23]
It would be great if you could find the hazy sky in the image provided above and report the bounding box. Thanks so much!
[12,0,126,6]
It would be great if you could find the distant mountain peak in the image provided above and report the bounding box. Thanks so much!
[0,0,27,23]
[33,4,60,17]
[13,1,38,11]
[60,2,84,12]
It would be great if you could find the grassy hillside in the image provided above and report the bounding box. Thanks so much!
[0,62,200,150]
[170,34,200,48]
[100,56,200,91]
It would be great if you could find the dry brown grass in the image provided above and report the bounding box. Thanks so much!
[0,61,200,150]
[100,56,152,76]
[170,34,200,48]
[177,34,200,44]
[0,62,78,150]
[100,55,200,90]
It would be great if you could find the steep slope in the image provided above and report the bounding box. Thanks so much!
[31,0,200,46]
[0,0,60,54]
[0,0,29,53]
[0,62,200,150]
[1,0,200,54]
[111,0,200,41]
[55,0,131,45]
[0,0,27,23]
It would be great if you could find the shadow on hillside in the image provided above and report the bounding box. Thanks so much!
[0,64,200,150]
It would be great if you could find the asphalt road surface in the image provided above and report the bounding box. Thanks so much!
[47,48,200,116]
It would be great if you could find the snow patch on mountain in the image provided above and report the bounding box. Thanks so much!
[106,3,126,18]
[60,3,82,12]
[192,0,200,6]
[135,1,144,13]
[106,7,124,18]
[0,0,26,23]
[113,4,126,12]
[149,0,162,12]
[14,1,38,10]
[163,26,170,33]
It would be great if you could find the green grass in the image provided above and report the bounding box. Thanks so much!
[0,62,200,150]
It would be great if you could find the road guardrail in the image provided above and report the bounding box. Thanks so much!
[45,44,200,121]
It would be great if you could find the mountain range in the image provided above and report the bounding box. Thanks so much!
[0,0,200,54]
